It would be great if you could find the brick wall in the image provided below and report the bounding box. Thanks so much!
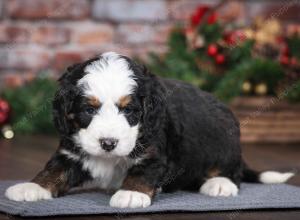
[0,0,299,87]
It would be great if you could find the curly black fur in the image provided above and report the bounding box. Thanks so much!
[31,54,259,199]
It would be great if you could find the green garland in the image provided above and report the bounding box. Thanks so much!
[2,77,58,134]
[147,23,300,103]
[214,59,284,101]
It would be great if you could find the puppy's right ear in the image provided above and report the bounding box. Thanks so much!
[52,64,81,136]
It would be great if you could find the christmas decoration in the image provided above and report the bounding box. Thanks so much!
[3,2,300,136]
[207,12,218,25]
[255,83,268,96]
[194,35,205,49]
[207,44,218,56]
[0,99,10,125]
[215,54,225,65]
[280,55,289,65]
[242,81,252,94]
[2,125,14,139]
[190,6,218,27]
[1,77,57,135]
[147,1,300,102]
[0,98,13,139]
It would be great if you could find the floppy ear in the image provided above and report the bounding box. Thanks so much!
[52,64,81,136]
[140,66,166,142]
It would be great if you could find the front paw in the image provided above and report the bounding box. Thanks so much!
[200,177,238,197]
[109,190,151,208]
[5,182,52,202]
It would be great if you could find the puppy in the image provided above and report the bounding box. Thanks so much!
[5,52,294,208]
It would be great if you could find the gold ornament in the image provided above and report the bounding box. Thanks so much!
[255,83,268,96]
[244,28,254,40]
[255,31,270,44]
[1,125,14,139]
[264,19,281,35]
[252,17,281,45]
[242,81,252,94]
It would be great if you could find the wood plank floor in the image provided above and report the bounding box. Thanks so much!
[0,135,299,219]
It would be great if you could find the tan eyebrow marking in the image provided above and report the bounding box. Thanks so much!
[118,95,132,108]
[87,96,101,108]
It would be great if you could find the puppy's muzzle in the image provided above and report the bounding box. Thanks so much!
[99,138,118,152]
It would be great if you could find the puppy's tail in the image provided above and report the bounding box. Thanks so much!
[242,163,295,184]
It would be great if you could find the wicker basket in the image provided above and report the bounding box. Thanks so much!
[230,97,300,144]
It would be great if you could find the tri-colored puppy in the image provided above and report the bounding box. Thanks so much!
[5,52,294,208]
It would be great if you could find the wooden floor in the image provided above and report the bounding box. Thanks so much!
[0,135,299,219]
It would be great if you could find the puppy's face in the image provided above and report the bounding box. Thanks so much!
[74,54,142,157]
[53,52,163,158]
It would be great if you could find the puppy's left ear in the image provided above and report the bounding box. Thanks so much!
[139,66,166,142]
[52,64,81,136]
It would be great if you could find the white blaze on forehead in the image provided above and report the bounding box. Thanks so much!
[78,52,137,101]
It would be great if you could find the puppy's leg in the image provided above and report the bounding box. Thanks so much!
[200,176,238,197]
[5,152,90,202]
[110,159,166,208]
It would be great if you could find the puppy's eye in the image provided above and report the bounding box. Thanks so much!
[85,107,97,115]
[122,107,133,115]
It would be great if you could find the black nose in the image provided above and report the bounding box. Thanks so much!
[99,138,118,152]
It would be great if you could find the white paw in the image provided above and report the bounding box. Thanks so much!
[109,190,151,208]
[5,182,52,202]
[200,177,238,197]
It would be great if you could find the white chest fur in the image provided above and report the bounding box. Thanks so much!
[82,156,133,190]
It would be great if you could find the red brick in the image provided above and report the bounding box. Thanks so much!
[92,0,168,22]
[0,71,39,88]
[132,44,168,60]
[31,26,70,46]
[2,73,24,88]
[54,51,87,72]
[72,23,114,46]
[23,71,36,83]
[116,23,172,45]
[218,1,246,23]
[0,24,30,44]
[98,43,134,57]
[7,0,90,20]
[246,1,300,22]
[0,49,50,70]
[116,24,153,45]
[103,43,167,61]
[152,24,173,44]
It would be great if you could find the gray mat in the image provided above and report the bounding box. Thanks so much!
[0,181,300,217]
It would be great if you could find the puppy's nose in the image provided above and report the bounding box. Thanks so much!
[99,138,118,152]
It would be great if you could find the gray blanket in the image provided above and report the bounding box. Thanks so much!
[0,181,300,217]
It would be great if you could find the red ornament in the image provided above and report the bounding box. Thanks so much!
[280,55,289,65]
[224,31,246,46]
[215,54,225,64]
[207,12,218,24]
[190,5,210,26]
[0,99,10,113]
[276,36,284,44]
[223,32,235,45]
[0,99,10,125]
[191,13,202,27]
[0,112,6,124]
[207,44,218,56]
[281,45,289,56]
